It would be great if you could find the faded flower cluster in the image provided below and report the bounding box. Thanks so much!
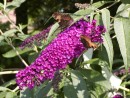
[20,25,52,49]
[16,19,106,89]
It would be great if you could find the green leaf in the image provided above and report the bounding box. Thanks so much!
[20,88,34,98]
[94,13,101,25]
[90,12,95,22]
[90,84,108,98]
[116,4,130,14]
[0,42,8,46]
[102,33,113,69]
[101,8,110,32]
[2,29,17,37]
[2,79,16,87]
[117,4,130,17]
[79,68,111,89]
[64,78,78,98]
[98,46,109,65]
[2,47,32,58]
[6,92,17,98]
[120,0,130,4]
[114,17,130,69]
[17,33,29,41]
[7,0,26,9]
[0,86,11,92]
[0,92,7,98]
[0,29,17,42]
[74,9,93,16]
[47,23,59,41]
[35,82,53,98]
[82,58,100,65]
[0,36,4,42]
[71,70,89,98]
[101,8,114,69]
[0,3,4,9]
[92,1,114,8]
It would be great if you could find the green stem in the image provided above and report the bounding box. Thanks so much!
[0,11,24,34]
[0,30,28,67]
[12,86,19,92]
[0,71,18,75]
[7,38,29,67]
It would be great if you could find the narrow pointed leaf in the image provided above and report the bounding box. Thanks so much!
[92,1,114,8]
[101,8,114,69]
[114,17,130,69]
[47,23,59,40]
[116,4,130,17]
[3,29,17,37]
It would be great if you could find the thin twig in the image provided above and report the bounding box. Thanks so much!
[0,30,28,67]
[12,86,19,92]
[7,39,29,67]
[106,1,118,9]
[0,11,24,34]
[0,71,18,75]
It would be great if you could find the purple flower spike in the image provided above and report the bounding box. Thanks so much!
[20,25,52,49]
[16,19,106,89]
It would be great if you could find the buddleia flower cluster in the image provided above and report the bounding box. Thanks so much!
[16,19,106,89]
[20,25,52,49]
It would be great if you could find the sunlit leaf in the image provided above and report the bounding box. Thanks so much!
[6,92,17,98]
[114,17,130,69]
[0,92,7,98]
[7,0,26,9]
[101,8,114,69]
[92,1,114,8]
[71,70,89,98]
[82,58,100,65]
[94,13,102,25]
[2,29,17,37]
[117,4,130,17]
[0,36,5,42]
[0,86,11,92]
[74,9,93,16]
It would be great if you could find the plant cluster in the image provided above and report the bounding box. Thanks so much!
[0,0,130,98]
